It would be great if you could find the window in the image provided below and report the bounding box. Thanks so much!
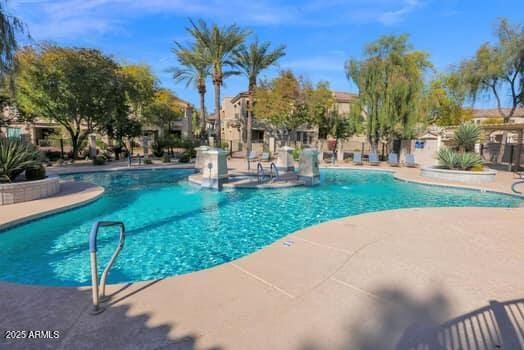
[7,127,21,139]
[252,130,264,142]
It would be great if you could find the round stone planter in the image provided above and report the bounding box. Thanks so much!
[420,166,497,184]
[0,176,60,205]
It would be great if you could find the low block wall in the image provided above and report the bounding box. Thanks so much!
[0,176,60,205]
[420,166,497,184]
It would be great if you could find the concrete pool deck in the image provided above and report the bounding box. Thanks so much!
[1,160,523,349]
[1,207,523,349]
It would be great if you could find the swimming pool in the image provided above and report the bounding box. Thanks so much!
[0,168,521,286]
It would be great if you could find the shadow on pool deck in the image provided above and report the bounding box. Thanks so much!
[0,281,221,350]
[299,286,524,350]
[2,281,523,349]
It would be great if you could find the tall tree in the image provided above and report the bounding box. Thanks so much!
[14,45,129,159]
[120,64,157,118]
[0,1,25,76]
[455,18,524,162]
[253,70,334,146]
[142,89,183,135]
[186,19,249,146]
[171,42,211,141]
[346,34,431,152]
[423,74,470,126]
[233,39,285,160]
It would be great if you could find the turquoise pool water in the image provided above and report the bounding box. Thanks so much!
[0,168,522,286]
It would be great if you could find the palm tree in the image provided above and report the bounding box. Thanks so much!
[233,40,285,161]
[186,19,249,146]
[171,42,211,141]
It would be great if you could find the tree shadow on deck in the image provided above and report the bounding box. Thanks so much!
[300,286,523,350]
[0,281,222,350]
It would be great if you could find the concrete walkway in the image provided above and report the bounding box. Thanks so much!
[1,207,523,349]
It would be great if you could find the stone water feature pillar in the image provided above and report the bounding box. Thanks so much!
[89,134,97,158]
[298,148,320,186]
[200,148,228,190]
[276,146,295,173]
[194,146,210,172]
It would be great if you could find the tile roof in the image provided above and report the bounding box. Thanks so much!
[472,107,524,118]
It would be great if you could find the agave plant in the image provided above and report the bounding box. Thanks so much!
[438,147,483,171]
[456,152,483,170]
[437,148,460,169]
[0,137,40,182]
[453,122,480,152]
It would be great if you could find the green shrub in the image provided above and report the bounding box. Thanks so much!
[0,138,41,182]
[92,155,106,165]
[438,148,483,170]
[162,153,171,163]
[437,148,459,169]
[25,164,46,181]
[178,152,191,163]
[470,164,485,172]
[457,152,483,170]
[151,139,166,157]
[292,147,301,161]
[143,157,153,165]
[453,123,480,152]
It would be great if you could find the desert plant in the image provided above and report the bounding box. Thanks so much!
[437,148,460,169]
[162,153,171,163]
[143,157,153,165]
[438,148,483,170]
[457,152,483,170]
[25,164,46,181]
[0,138,40,182]
[453,122,480,152]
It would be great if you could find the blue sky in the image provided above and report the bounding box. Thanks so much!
[9,0,524,110]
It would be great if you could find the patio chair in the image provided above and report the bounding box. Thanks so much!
[388,153,400,167]
[352,152,363,165]
[404,154,418,168]
[248,151,259,162]
[260,152,270,162]
[368,152,380,166]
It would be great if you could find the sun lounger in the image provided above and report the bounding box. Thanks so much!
[248,151,258,162]
[260,152,270,162]
[368,152,380,166]
[388,153,400,167]
[404,154,418,167]
[352,152,363,165]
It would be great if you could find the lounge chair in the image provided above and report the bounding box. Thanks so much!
[368,152,380,166]
[352,152,363,165]
[248,151,258,162]
[388,153,400,167]
[260,152,270,162]
[404,154,418,168]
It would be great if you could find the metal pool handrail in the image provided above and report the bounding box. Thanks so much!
[512,180,524,194]
[270,162,280,182]
[89,221,125,315]
[257,162,266,184]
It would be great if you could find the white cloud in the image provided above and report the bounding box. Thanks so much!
[11,0,427,41]
[377,0,422,25]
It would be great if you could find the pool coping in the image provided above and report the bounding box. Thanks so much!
[0,182,105,231]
